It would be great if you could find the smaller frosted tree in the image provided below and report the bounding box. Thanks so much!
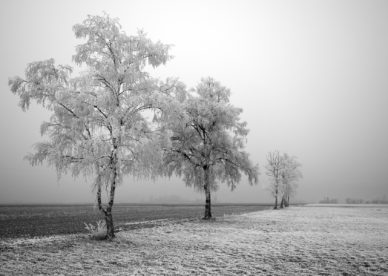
[163,78,259,219]
[279,153,302,208]
[265,151,283,209]
[266,151,302,209]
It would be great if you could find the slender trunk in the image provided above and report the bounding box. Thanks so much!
[100,143,118,239]
[97,180,103,212]
[95,181,110,240]
[286,195,290,207]
[280,196,285,208]
[203,166,212,219]
[105,209,114,239]
[105,150,118,239]
[274,185,278,209]
[96,169,116,239]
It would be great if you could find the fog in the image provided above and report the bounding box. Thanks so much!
[0,0,387,204]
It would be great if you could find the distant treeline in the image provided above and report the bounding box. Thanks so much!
[319,197,338,204]
[319,195,388,204]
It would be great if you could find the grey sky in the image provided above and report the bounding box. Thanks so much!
[1,0,387,204]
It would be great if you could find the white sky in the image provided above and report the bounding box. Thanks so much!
[0,0,387,204]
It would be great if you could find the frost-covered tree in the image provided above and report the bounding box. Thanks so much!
[163,78,259,219]
[266,151,302,209]
[8,14,180,239]
[279,153,302,208]
[265,151,283,209]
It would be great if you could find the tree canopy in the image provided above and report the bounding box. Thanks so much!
[163,78,259,219]
[9,14,180,238]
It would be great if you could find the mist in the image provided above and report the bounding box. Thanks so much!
[1,0,387,204]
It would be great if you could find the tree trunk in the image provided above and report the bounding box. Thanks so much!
[97,180,103,212]
[203,166,212,219]
[274,186,278,209]
[280,196,285,209]
[96,173,116,239]
[105,151,118,239]
[285,195,289,207]
[105,209,114,239]
[95,148,118,240]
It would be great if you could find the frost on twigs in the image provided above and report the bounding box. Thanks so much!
[84,220,107,240]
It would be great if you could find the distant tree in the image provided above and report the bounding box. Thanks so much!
[163,78,259,219]
[345,198,364,204]
[265,151,283,209]
[368,195,388,204]
[8,14,179,239]
[266,151,302,209]
[279,153,302,208]
[319,197,338,204]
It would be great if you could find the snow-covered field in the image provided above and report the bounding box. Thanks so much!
[1,205,387,275]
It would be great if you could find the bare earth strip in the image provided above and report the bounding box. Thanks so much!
[1,205,387,275]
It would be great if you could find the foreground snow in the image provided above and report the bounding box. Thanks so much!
[1,206,387,275]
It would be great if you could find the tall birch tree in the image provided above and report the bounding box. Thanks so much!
[163,78,259,219]
[9,14,178,239]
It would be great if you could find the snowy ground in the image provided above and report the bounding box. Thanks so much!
[1,205,387,275]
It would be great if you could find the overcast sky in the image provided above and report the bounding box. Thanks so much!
[0,0,387,204]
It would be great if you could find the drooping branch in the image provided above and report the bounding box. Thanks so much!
[92,104,108,119]
[95,74,117,95]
